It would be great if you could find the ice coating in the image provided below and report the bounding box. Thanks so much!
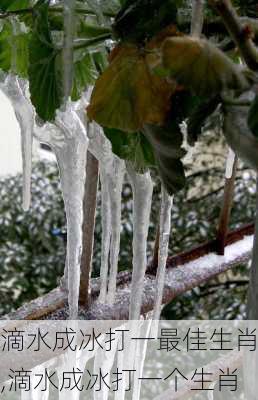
[34,100,88,319]
[225,147,236,179]
[127,164,153,320]
[152,187,173,324]
[0,74,34,211]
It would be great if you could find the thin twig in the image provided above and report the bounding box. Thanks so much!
[209,0,258,70]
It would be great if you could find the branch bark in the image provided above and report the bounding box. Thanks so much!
[209,0,258,70]
[79,151,99,307]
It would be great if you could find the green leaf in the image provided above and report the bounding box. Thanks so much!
[0,20,29,77]
[143,123,186,195]
[104,128,155,173]
[162,36,249,97]
[248,94,258,137]
[71,53,98,101]
[28,0,62,121]
[0,0,31,12]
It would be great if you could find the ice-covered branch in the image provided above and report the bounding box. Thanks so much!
[3,229,253,321]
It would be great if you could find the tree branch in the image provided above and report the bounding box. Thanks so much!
[209,0,258,70]
[191,0,205,37]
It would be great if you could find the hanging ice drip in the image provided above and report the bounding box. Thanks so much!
[34,100,88,319]
[0,74,34,211]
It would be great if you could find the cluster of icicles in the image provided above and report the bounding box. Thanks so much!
[0,73,174,321]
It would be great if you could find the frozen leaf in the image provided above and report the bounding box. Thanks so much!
[0,0,32,11]
[143,123,186,194]
[87,44,174,132]
[104,128,155,172]
[0,20,29,77]
[162,36,248,96]
[28,1,62,121]
[71,53,98,101]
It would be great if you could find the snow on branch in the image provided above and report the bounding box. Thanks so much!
[86,234,253,320]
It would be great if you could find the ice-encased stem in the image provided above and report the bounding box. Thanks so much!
[152,187,173,322]
[0,75,34,211]
[106,157,125,304]
[127,164,153,320]
[62,0,76,100]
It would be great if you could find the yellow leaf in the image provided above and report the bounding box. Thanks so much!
[162,36,248,96]
[87,44,174,132]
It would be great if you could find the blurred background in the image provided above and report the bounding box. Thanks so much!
[0,91,255,319]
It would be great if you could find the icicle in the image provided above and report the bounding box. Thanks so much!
[87,123,125,304]
[34,101,88,319]
[127,164,153,320]
[93,331,119,400]
[132,321,151,400]
[62,0,76,100]
[0,75,34,211]
[106,157,125,304]
[152,187,173,327]
[99,168,112,303]
[225,147,236,179]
